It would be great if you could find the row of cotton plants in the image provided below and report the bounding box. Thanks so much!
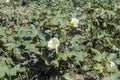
[0,0,120,80]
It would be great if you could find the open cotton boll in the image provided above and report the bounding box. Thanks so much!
[48,37,60,53]
[48,37,60,49]
[110,61,116,67]
[71,18,79,27]
[6,0,10,3]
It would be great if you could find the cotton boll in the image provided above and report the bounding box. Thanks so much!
[6,0,10,3]
[48,37,60,53]
[110,61,116,67]
[71,18,79,27]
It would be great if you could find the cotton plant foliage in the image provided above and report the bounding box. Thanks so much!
[0,0,119,80]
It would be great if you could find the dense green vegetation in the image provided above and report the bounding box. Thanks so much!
[0,0,120,80]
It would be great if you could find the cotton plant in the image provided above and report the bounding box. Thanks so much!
[48,37,60,53]
[71,18,79,27]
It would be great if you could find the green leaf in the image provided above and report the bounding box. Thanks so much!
[94,63,104,73]
[107,53,117,61]
[102,72,120,80]
[91,48,101,54]
[63,71,75,80]
[114,58,120,65]
[94,53,105,62]
[50,18,59,25]
[25,44,38,52]
[107,66,118,73]
[0,27,5,36]
[0,66,9,78]
[58,53,68,61]
[8,68,17,76]
[92,48,105,62]
[0,67,5,78]
[72,52,84,64]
